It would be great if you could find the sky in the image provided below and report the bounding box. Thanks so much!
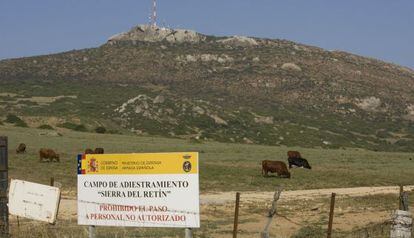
[0,0,413,68]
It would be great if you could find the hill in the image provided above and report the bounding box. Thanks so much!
[1,25,414,151]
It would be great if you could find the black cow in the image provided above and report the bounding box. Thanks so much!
[288,157,311,169]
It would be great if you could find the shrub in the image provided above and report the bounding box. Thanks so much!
[189,137,203,144]
[108,130,121,134]
[292,225,325,238]
[95,126,106,134]
[5,114,28,127]
[376,130,390,138]
[38,124,54,130]
[15,121,28,127]
[57,122,87,132]
[74,124,87,132]
[5,114,23,124]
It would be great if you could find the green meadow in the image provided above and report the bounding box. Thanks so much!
[1,125,413,196]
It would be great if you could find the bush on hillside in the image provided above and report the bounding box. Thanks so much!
[376,130,390,138]
[15,121,28,127]
[57,122,87,132]
[5,114,23,124]
[95,126,106,134]
[5,114,28,127]
[189,137,203,144]
[38,124,54,130]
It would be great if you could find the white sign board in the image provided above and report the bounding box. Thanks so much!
[8,179,61,223]
[77,152,200,228]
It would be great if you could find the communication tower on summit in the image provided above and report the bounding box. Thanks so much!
[150,0,157,27]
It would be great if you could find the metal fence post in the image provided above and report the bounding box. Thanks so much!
[0,136,9,235]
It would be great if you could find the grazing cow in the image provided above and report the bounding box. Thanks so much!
[262,160,291,178]
[94,147,104,154]
[287,151,302,159]
[288,157,312,169]
[85,148,94,154]
[16,143,26,154]
[39,148,60,162]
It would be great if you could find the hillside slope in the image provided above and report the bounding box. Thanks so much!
[1,25,414,151]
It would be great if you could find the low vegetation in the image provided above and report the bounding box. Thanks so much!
[37,124,54,130]
[94,126,106,134]
[57,122,87,132]
[5,114,28,127]
[292,225,325,238]
[0,79,413,152]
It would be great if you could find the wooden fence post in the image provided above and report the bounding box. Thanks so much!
[327,193,336,238]
[0,136,8,235]
[399,185,404,210]
[391,185,411,237]
[261,186,283,238]
[399,185,409,211]
[233,192,241,238]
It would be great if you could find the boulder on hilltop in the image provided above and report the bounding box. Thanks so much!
[108,25,206,44]
[217,35,258,47]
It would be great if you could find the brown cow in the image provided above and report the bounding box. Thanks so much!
[85,148,94,154]
[94,147,104,154]
[287,151,302,159]
[262,160,290,178]
[16,143,26,154]
[39,148,60,162]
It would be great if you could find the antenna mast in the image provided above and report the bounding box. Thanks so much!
[151,0,157,27]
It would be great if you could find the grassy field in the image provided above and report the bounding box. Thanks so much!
[2,125,414,237]
[1,125,413,196]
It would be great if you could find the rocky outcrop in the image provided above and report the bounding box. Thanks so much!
[176,54,234,64]
[356,97,382,111]
[254,116,274,125]
[281,63,302,71]
[108,25,206,44]
[217,36,258,47]
[209,114,227,125]
[404,104,414,120]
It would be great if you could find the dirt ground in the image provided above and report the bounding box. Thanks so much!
[46,185,412,237]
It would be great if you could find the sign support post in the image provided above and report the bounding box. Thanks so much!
[88,225,96,238]
[0,136,8,235]
[185,228,193,238]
